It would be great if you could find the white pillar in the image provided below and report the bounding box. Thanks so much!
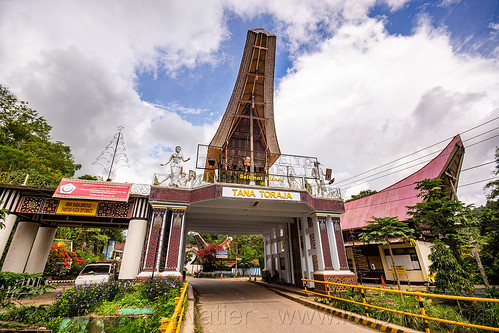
[24,227,57,274]
[2,222,39,273]
[119,219,148,279]
[327,217,341,270]
[0,214,17,259]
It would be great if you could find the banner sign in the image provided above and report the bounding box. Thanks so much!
[390,265,407,274]
[56,200,98,216]
[216,250,228,259]
[222,186,301,201]
[54,178,131,202]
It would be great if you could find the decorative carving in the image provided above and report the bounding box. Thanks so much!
[130,183,151,196]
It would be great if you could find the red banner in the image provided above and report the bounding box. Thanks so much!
[53,178,131,202]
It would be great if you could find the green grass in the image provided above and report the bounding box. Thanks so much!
[316,287,498,332]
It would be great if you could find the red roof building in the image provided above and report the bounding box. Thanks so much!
[340,135,465,284]
[342,135,464,231]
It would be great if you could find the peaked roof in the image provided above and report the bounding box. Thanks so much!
[341,135,464,230]
[207,28,280,168]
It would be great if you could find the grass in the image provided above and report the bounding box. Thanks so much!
[315,287,499,332]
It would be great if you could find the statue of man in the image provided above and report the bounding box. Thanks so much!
[312,161,326,197]
[160,146,190,186]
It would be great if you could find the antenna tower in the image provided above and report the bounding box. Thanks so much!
[93,126,130,181]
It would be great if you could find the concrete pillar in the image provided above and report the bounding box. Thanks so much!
[2,221,39,273]
[0,214,17,259]
[142,209,166,272]
[327,217,341,270]
[119,219,148,279]
[164,209,185,275]
[24,227,57,274]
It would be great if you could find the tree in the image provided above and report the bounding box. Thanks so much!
[0,201,6,229]
[407,178,476,295]
[0,84,81,181]
[55,227,124,256]
[479,147,499,284]
[346,190,378,202]
[358,216,414,291]
[78,174,99,181]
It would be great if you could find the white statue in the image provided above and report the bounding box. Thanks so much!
[312,161,326,197]
[160,146,190,186]
[286,165,300,189]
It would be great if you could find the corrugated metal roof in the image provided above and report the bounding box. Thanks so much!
[341,135,463,230]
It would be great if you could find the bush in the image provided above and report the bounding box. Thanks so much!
[0,277,184,332]
[139,276,183,301]
[51,281,135,317]
[44,243,86,279]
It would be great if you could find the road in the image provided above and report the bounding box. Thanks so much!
[189,277,377,333]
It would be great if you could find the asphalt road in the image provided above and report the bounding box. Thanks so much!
[190,277,377,333]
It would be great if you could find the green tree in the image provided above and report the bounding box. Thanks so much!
[78,174,99,180]
[358,216,414,291]
[346,190,378,202]
[0,84,81,181]
[407,178,476,295]
[479,147,499,284]
[0,201,6,229]
[56,227,124,256]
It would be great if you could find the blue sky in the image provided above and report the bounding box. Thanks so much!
[135,0,498,126]
[0,0,497,205]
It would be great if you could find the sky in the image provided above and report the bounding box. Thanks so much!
[0,0,498,206]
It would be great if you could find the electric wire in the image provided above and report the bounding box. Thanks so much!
[334,116,499,186]
[339,130,498,191]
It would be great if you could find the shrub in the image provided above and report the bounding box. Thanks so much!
[51,280,135,317]
[44,243,86,279]
[139,276,183,301]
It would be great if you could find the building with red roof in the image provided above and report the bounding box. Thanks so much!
[341,135,464,284]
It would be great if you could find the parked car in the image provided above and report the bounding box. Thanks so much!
[74,262,117,285]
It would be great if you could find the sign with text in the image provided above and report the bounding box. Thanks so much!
[56,200,98,216]
[54,178,131,202]
[222,186,301,201]
[216,250,228,259]
[390,265,407,274]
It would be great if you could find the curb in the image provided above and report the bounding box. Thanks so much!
[258,283,421,333]
[180,283,195,333]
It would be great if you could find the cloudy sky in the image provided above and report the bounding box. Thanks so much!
[0,0,497,206]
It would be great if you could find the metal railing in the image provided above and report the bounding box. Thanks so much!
[153,170,342,199]
[302,278,499,333]
[159,281,189,333]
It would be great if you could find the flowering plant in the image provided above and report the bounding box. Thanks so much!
[196,245,223,272]
[44,243,86,279]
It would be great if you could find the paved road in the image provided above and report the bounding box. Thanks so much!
[190,277,377,333]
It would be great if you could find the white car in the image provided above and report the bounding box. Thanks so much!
[74,262,117,285]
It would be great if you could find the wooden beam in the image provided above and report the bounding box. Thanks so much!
[253,45,268,50]
[234,114,268,121]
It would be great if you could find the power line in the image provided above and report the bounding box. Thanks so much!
[339,132,498,191]
[344,177,497,211]
[459,177,497,188]
[334,116,499,186]
[342,160,496,202]
[461,161,495,172]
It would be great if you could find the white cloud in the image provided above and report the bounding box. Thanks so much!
[274,18,499,205]
[0,0,496,207]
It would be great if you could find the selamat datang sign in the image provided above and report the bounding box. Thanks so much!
[53,178,131,202]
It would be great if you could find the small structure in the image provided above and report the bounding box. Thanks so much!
[341,135,465,284]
